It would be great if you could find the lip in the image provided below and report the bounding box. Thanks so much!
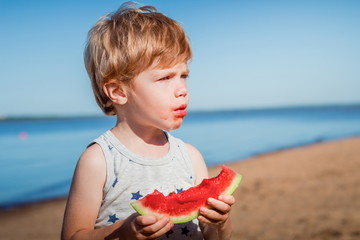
[173,104,188,117]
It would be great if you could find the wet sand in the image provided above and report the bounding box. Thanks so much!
[1,137,359,239]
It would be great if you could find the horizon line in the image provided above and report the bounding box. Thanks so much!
[1,103,360,122]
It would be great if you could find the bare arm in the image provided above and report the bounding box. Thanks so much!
[61,144,173,240]
[61,144,114,239]
[186,144,234,240]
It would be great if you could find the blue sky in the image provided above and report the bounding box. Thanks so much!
[1,0,359,117]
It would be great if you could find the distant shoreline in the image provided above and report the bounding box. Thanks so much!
[0,115,105,122]
[1,103,360,122]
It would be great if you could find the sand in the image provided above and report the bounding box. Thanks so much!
[1,137,359,240]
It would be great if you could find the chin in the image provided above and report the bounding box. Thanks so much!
[165,120,183,131]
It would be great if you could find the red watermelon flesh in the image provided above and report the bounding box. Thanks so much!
[130,165,242,223]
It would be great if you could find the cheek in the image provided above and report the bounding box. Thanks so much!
[154,95,172,120]
[159,110,170,120]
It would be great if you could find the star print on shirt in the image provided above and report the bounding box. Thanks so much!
[176,188,183,193]
[131,191,143,200]
[108,214,119,223]
[181,226,190,236]
[108,145,113,151]
[112,177,118,187]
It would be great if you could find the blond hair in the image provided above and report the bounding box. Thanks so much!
[84,2,192,115]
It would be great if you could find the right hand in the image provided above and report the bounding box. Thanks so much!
[121,213,174,239]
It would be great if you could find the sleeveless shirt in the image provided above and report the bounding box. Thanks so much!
[92,130,204,239]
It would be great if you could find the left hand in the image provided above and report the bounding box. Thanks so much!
[198,195,235,227]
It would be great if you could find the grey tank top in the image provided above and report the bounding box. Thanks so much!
[92,130,203,239]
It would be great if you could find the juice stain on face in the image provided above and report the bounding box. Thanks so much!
[160,112,170,120]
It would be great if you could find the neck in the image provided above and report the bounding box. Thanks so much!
[111,119,169,159]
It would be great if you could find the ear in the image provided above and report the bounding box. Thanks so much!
[102,79,128,105]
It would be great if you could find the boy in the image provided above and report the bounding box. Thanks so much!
[61,2,235,239]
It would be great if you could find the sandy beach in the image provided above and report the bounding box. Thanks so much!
[0,137,359,240]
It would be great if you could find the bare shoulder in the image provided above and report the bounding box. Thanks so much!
[185,143,208,184]
[71,143,106,194]
[78,143,106,169]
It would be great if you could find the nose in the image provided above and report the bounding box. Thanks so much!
[175,79,188,98]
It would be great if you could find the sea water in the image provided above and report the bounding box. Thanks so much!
[0,105,360,207]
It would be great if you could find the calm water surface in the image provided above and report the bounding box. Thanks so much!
[1,105,359,207]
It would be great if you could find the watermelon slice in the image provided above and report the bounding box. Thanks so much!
[130,165,242,223]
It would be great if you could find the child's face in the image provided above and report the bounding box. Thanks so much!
[125,61,189,131]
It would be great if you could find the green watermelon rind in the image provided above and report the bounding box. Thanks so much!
[131,198,200,224]
[130,171,242,224]
[223,173,243,196]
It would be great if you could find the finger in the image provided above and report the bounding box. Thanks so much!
[139,217,172,235]
[198,215,213,225]
[198,212,226,225]
[200,206,227,222]
[218,195,235,205]
[146,220,174,239]
[135,215,158,226]
[207,198,231,214]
